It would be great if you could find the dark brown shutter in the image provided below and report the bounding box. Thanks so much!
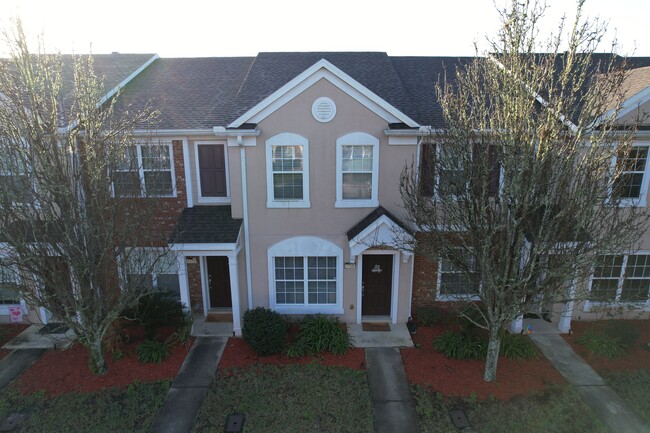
[198,144,227,197]
[488,145,500,197]
[420,142,436,197]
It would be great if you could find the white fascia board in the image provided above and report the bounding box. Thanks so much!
[133,128,215,136]
[349,214,414,257]
[227,58,419,128]
[170,243,238,253]
[598,86,650,126]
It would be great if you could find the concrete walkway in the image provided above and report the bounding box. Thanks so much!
[365,348,419,433]
[149,337,227,433]
[0,349,46,391]
[530,334,650,433]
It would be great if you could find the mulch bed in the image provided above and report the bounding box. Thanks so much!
[562,319,650,373]
[14,331,193,397]
[401,326,565,400]
[0,323,30,360]
[219,337,366,372]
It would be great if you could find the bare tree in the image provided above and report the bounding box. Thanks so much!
[0,22,173,374]
[400,0,648,381]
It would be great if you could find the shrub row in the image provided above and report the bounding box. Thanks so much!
[576,321,640,358]
[434,328,537,360]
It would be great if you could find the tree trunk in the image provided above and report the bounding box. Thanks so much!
[483,327,501,382]
[87,338,107,375]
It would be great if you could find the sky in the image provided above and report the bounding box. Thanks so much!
[0,0,648,58]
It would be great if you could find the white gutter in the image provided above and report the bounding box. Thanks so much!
[133,128,214,136]
[213,126,261,137]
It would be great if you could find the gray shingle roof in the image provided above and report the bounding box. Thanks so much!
[170,206,242,244]
[346,206,412,241]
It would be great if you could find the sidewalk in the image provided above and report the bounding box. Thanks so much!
[0,349,46,391]
[365,347,419,433]
[149,337,227,433]
[530,334,650,433]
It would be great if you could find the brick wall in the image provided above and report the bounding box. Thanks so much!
[412,253,438,312]
[186,257,204,314]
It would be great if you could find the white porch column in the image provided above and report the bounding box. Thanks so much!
[558,278,576,334]
[228,254,242,336]
[509,315,523,334]
[176,254,191,311]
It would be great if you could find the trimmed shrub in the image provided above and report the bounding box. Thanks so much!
[136,339,170,363]
[602,321,640,349]
[416,307,436,326]
[433,329,487,360]
[499,333,537,359]
[242,307,287,356]
[577,328,626,358]
[287,315,350,357]
[123,291,185,339]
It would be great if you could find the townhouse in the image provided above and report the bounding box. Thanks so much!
[2,52,650,335]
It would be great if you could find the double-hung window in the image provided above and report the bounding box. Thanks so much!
[113,143,175,197]
[336,132,379,208]
[438,251,481,299]
[590,254,650,304]
[125,250,181,300]
[266,133,310,208]
[612,144,649,206]
[0,260,21,306]
[0,147,32,204]
[268,237,343,314]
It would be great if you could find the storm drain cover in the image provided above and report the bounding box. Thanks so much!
[37,323,69,335]
[0,413,26,432]
[449,408,471,430]
[225,413,244,433]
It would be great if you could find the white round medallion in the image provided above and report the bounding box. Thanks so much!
[311,97,336,123]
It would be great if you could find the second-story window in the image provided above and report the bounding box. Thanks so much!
[613,145,649,205]
[336,132,379,208]
[266,133,310,208]
[0,149,32,204]
[113,143,175,197]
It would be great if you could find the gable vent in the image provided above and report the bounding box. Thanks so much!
[312,97,336,123]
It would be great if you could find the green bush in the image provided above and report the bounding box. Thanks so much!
[242,307,287,356]
[124,291,186,339]
[577,328,626,358]
[602,321,640,349]
[499,333,537,359]
[433,329,487,360]
[287,315,350,357]
[136,339,170,363]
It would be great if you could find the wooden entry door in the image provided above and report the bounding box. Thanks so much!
[206,256,232,309]
[198,144,227,197]
[361,254,393,316]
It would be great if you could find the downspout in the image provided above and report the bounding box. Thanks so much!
[238,135,253,309]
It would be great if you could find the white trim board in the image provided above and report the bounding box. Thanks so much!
[228,59,419,128]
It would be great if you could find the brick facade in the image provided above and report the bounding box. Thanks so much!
[412,253,438,312]
[186,257,204,314]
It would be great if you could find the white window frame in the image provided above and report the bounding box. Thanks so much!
[0,258,22,314]
[113,141,176,198]
[194,141,230,204]
[265,133,310,208]
[268,236,344,314]
[336,132,379,208]
[610,143,650,207]
[0,140,33,205]
[121,248,182,298]
[586,252,650,311]
[436,252,481,301]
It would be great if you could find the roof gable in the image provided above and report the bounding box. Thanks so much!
[227,56,419,128]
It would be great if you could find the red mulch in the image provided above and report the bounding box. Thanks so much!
[0,324,30,360]
[562,320,650,373]
[401,326,565,400]
[219,337,366,372]
[14,335,193,397]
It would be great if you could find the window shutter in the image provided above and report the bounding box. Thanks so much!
[420,142,436,197]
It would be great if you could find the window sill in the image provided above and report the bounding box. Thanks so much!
[335,199,378,209]
[606,197,647,207]
[272,305,344,315]
[583,300,650,312]
[198,196,230,204]
[436,294,481,302]
[267,200,311,209]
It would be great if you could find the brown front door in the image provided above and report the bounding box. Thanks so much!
[361,254,393,316]
[198,144,227,197]
[206,256,232,309]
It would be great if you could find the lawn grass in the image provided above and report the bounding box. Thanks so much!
[413,384,609,433]
[193,363,373,433]
[602,369,650,424]
[0,381,170,433]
